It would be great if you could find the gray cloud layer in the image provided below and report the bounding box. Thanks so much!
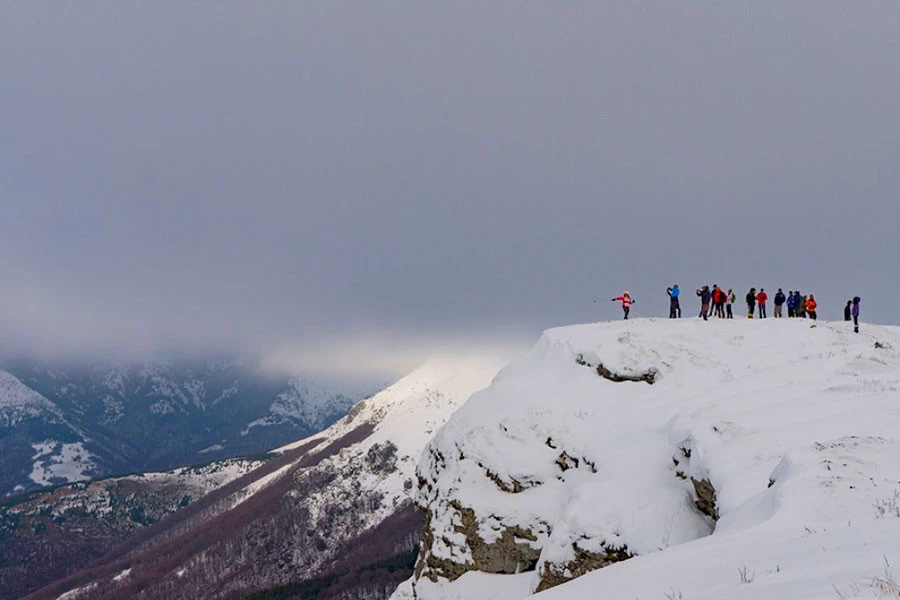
[2,3,898,374]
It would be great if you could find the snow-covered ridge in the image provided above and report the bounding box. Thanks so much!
[263,352,515,530]
[0,370,62,427]
[393,318,900,599]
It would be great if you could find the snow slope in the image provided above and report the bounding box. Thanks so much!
[0,370,62,427]
[392,318,900,599]
[35,350,516,600]
[259,352,516,531]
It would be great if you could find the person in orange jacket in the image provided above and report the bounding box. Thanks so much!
[611,292,635,320]
[806,294,818,321]
[755,288,769,319]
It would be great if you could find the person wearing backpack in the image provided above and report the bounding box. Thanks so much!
[667,285,681,318]
[773,289,786,318]
[746,288,756,318]
[726,288,736,318]
[852,296,861,333]
[805,294,818,321]
[696,285,711,321]
[756,288,769,319]
[612,292,635,319]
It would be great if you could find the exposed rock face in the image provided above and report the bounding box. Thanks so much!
[404,325,721,597]
[575,354,659,384]
[535,543,632,593]
[417,502,542,582]
[691,478,719,522]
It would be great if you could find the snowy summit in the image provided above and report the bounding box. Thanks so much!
[393,317,900,600]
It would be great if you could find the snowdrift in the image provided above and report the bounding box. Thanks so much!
[393,318,900,599]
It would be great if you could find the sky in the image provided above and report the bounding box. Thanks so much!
[2,3,899,377]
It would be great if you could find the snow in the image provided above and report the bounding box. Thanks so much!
[392,318,900,600]
[0,370,62,427]
[55,582,97,600]
[29,441,98,486]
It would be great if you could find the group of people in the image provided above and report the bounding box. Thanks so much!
[610,287,862,333]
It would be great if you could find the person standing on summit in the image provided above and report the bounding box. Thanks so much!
[726,288,736,318]
[746,288,757,318]
[852,296,861,333]
[845,300,853,321]
[667,285,681,318]
[713,285,727,318]
[756,288,768,319]
[773,289,786,318]
[806,294,818,321]
[696,285,711,321]
[612,292,634,320]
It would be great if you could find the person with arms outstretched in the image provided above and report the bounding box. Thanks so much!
[612,292,634,320]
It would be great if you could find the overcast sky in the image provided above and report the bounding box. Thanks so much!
[2,3,898,376]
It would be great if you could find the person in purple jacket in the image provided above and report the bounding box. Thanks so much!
[852,296,861,333]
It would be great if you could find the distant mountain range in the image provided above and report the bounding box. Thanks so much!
[0,358,383,497]
[6,352,510,600]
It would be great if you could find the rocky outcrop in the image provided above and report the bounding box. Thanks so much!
[575,354,658,384]
[416,502,543,582]
[535,542,632,592]
[691,478,719,522]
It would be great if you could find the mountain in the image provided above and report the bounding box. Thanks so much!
[0,455,268,600]
[390,318,900,600]
[0,359,381,497]
[24,351,513,600]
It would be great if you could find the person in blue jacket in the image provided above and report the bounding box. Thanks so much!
[773,288,786,318]
[786,291,795,317]
[667,285,681,318]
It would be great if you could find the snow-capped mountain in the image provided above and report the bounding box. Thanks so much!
[25,350,513,600]
[392,318,900,600]
[0,359,381,496]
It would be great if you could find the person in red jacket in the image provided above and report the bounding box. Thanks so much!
[806,294,818,321]
[755,288,769,319]
[611,292,634,319]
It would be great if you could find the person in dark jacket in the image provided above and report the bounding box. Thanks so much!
[852,296,861,333]
[696,285,711,321]
[746,288,756,318]
[667,285,681,318]
[844,300,852,321]
[793,291,804,318]
[773,289,786,318]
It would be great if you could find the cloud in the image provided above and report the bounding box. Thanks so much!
[1,2,898,371]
